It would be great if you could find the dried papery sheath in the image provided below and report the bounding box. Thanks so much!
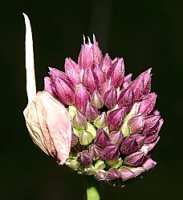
[23,14,71,165]
[23,14,163,185]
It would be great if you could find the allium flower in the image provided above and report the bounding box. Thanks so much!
[43,35,163,182]
[23,14,163,185]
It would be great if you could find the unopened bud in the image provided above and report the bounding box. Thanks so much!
[94,128,110,148]
[107,107,126,131]
[91,91,104,109]
[77,150,93,165]
[124,151,145,167]
[94,112,107,128]
[73,111,87,130]
[101,144,120,161]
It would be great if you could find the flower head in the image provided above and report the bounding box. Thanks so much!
[44,36,163,183]
[23,14,163,184]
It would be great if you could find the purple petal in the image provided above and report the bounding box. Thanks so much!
[101,144,120,161]
[99,79,112,98]
[109,131,123,145]
[128,115,145,134]
[75,84,90,113]
[64,58,80,85]
[107,58,125,88]
[92,35,103,66]
[95,128,110,148]
[44,77,56,97]
[106,168,121,181]
[78,40,94,68]
[142,158,157,170]
[94,65,106,87]
[124,151,145,167]
[118,88,134,107]
[120,134,145,155]
[77,150,93,165]
[130,68,152,100]
[54,78,75,105]
[142,114,160,135]
[83,68,98,94]
[101,53,112,74]
[85,102,99,121]
[104,87,117,109]
[107,107,126,131]
[119,167,134,181]
[89,144,102,160]
[139,93,157,115]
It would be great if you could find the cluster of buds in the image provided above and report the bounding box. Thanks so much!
[23,14,163,184]
[41,35,163,182]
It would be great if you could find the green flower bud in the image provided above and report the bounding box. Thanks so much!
[79,130,94,146]
[106,157,123,169]
[94,159,106,170]
[66,158,80,170]
[94,112,107,128]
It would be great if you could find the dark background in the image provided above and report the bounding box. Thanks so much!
[1,0,182,199]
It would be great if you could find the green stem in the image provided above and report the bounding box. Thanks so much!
[86,176,100,200]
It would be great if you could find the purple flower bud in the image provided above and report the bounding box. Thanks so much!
[54,78,75,105]
[120,134,145,155]
[77,150,93,165]
[128,115,145,134]
[75,84,90,113]
[142,158,157,170]
[78,40,94,69]
[94,65,106,87]
[141,137,160,154]
[49,67,71,84]
[91,91,104,109]
[124,151,145,167]
[101,144,120,161]
[99,79,112,98]
[83,68,98,94]
[139,93,157,115]
[94,112,107,128]
[142,114,160,135]
[131,68,151,100]
[107,58,125,88]
[95,128,110,148]
[85,102,99,121]
[78,36,102,68]
[92,35,103,66]
[119,167,134,181]
[73,111,87,129]
[129,167,145,177]
[118,88,134,107]
[106,168,121,181]
[101,53,112,74]
[109,131,123,145]
[89,144,102,160]
[145,118,163,137]
[64,58,80,85]
[122,74,132,89]
[144,133,159,144]
[107,107,126,131]
[95,170,107,181]
[71,134,79,147]
[104,87,117,109]
[44,77,56,97]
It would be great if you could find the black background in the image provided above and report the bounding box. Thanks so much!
[1,0,182,199]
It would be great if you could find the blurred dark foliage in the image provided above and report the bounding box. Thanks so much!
[0,0,182,199]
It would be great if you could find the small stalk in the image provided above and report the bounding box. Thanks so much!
[86,176,100,200]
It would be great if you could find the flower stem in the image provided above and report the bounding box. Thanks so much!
[86,176,100,200]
